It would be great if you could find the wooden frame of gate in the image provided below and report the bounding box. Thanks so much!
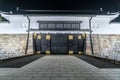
[25,16,94,55]
[33,33,86,55]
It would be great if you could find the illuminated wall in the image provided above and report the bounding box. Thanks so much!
[0,14,120,61]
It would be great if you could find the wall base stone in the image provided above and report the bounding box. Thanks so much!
[86,34,120,61]
[0,34,120,61]
[0,34,33,60]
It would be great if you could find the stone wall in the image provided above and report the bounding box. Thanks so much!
[86,34,92,55]
[86,34,120,61]
[0,34,33,60]
[1,34,120,61]
[27,34,34,55]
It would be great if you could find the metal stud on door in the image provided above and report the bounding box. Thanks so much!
[46,35,51,40]
[35,35,41,54]
[45,35,51,55]
[78,35,83,54]
[68,35,74,55]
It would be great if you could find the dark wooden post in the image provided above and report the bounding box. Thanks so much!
[89,16,94,55]
[25,16,30,55]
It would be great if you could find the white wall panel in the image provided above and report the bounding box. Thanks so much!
[0,15,120,34]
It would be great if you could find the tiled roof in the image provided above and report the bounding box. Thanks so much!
[110,15,120,23]
[0,0,119,12]
[4,10,116,16]
[0,14,9,22]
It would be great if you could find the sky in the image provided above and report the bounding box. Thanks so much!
[0,0,120,12]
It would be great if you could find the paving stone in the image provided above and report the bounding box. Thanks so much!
[85,76,106,80]
[13,76,33,80]
[59,73,76,77]
[0,55,120,80]
[0,76,14,80]
[43,73,59,77]
[105,76,120,80]
[76,73,92,77]
[32,77,50,80]
[69,77,87,80]
[51,77,68,80]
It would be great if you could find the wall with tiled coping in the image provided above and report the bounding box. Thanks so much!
[0,34,33,59]
[0,34,120,61]
[86,34,120,61]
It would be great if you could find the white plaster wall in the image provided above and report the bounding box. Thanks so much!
[0,23,28,34]
[0,14,120,34]
[92,23,120,34]
[109,23,120,34]
[29,16,90,29]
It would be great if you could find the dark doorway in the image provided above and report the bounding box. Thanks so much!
[33,33,86,54]
[51,34,68,54]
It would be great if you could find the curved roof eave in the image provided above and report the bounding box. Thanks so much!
[0,10,119,19]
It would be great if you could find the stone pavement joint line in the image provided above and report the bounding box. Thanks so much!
[0,55,120,80]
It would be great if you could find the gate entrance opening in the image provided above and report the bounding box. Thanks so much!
[51,34,68,54]
[33,33,86,54]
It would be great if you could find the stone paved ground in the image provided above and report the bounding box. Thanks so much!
[0,55,120,80]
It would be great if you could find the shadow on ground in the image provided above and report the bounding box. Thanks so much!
[0,55,44,68]
[75,55,120,68]
[1,54,120,68]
